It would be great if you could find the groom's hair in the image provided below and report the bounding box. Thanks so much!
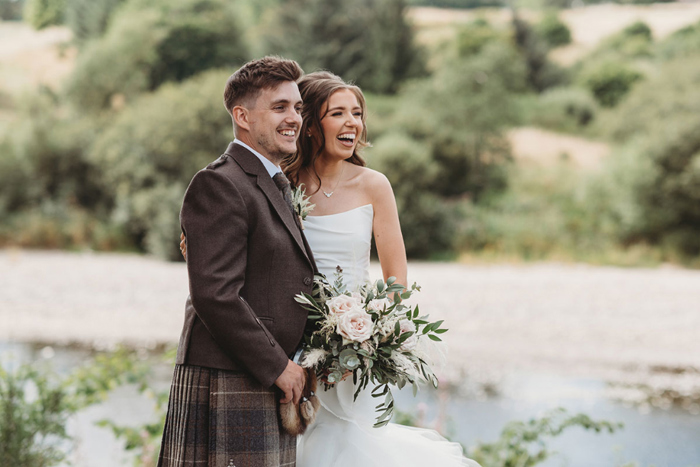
[224,56,304,115]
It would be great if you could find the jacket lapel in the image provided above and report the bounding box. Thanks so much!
[224,143,312,267]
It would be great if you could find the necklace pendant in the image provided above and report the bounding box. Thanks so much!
[323,191,333,198]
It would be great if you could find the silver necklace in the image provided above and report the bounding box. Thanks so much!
[309,164,345,198]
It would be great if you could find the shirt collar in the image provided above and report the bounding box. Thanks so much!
[233,139,281,178]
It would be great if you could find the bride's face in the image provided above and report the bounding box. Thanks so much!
[317,89,363,161]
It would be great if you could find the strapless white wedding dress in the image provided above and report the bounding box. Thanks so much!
[299,204,480,467]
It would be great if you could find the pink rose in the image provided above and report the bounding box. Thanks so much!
[337,308,373,343]
[328,294,362,317]
[367,298,389,313]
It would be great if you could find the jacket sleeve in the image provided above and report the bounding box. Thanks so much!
[181,168,289,388]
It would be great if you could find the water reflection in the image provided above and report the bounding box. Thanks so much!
[2,342,700,467]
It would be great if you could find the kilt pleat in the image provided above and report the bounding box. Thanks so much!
[157,364,296,467]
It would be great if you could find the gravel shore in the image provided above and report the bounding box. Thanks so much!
[3,249,699,400]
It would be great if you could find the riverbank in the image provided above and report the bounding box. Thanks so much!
[2,249,699,408]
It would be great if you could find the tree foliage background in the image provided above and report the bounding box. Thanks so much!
[2,0,700,265]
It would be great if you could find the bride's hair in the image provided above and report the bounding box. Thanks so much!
[283,71,368,188]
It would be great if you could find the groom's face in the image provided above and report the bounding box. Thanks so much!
[246,81,303,162]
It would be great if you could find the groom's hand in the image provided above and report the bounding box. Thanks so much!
[275,360,306,404]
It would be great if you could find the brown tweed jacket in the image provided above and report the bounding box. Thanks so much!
[175,142,317,388]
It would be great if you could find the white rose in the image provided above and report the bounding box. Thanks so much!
[398,319,418,352]
[328,294,362,317]
[351,291,364,303]
[337,308,374,343]
[367,298,389,313]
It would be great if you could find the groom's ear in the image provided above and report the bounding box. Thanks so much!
[232,105,251,132]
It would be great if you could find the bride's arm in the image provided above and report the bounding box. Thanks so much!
[367,170,408,288]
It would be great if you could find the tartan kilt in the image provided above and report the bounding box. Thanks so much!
[157,364,296,467]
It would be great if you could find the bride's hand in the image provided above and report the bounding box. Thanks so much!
[180,233,187,260]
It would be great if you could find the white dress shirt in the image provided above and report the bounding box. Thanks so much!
[233,139,282,178]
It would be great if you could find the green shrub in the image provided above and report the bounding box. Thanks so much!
[597,57,700,258]
[0,90,106,214]
[88,69,233,259]
[591,21,653,60]
[24,0,65,29]
[0,0,25,20]
[582,61,642,107]
[262,0,425,94]
[0,348,149,467]
[65,0,126,44]
[0,363,70,466]
[397,42,522,199]
[536,12,572,48]
[405,0,504,7]
[67,0,248,111]
[456,164,612,260]
[529,86,598,132]
[655,20,700,62]
[512,14,568,92]
[622,20,652,41]
[469,408,622,467]
[457,19,504,57]
[363,93,401,141]
[363,42,526,257]
[367,131,457,258]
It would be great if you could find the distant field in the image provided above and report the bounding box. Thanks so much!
[0,22,73,96]
[409,3,700,64]
[508,127,610,169]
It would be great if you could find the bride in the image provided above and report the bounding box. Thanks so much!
[284,71,479,467]
[179,70,479,467]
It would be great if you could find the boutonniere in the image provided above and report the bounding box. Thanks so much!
[292,184,315,229]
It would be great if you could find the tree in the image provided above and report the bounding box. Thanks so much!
[583,61,642,108]
[87,70,233,259]
[24,0,65,29]
[369,43,525,257]
[65,0,126,44]
[511,12,567,92]
[67,0,249,111]
[536,12,572,48]
[263,0,425,94]
[602,58,700,256]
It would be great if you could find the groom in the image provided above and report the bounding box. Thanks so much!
[158,57,316,467]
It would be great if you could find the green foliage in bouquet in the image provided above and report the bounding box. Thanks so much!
[295,272,448,427]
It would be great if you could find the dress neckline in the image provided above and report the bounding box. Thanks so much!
[306,204,373,219]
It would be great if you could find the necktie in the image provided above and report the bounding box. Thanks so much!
[272,172,296,217]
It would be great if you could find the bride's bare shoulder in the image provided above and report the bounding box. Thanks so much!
[354,166,393,199]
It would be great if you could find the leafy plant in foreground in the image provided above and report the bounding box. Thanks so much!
[469,407,623,467]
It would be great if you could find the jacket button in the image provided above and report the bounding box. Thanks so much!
[303,277,312,286]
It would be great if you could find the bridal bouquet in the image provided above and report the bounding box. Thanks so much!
[294,269,448,427]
